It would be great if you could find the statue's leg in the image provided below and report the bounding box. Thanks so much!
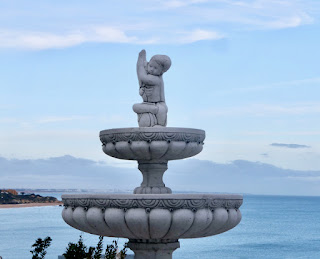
[155,102,168,126]
[139,113,157,127]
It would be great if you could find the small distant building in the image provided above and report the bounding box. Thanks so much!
[0,189,18,195]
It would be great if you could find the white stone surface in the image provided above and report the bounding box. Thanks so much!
[128,241,179,259]
[61,50,244,258]
[134,50,171,127]
[100,127,205,162]
[62,194,242,240]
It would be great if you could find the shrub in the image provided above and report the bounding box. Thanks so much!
[63,235,90,259]
[64,235,128,259]
[105,240,128,259]
[31,235,128,259]
[30,236,52,259]
[93,236,104,259]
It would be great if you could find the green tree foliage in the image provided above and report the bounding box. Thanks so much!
[105,240,128,259]
[104,240,117,259]
[30,235,128,259]
[63,235,90,259]
[93,236,104,259]
[30,236,52,259]
[64,235,127,259]
[118,242,128,259]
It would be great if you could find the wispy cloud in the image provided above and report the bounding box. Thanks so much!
[288,176,320,182]
[270,143,311,149]
[242,130,320,136]
[0,26,137,50]
[160,0,209,9]
[217,77,320,96]
[177,29,224,43]
[201,102,320,117]
[164,0,314,29]
[0,27,224,49]
[0,0,316,49]
[0,118,18,123]
[0,114,131,130]
[261,15,307,29]
[37,116,89,124]
[226,1,314,29]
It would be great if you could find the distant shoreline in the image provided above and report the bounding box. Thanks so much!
[0,201,63,209]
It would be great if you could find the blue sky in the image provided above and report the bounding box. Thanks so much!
[1,0,320,171]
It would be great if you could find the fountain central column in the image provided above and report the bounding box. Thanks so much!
[134,162,172,194]
[128,240,180,259]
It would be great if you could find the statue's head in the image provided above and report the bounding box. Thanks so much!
[148,55,171,76]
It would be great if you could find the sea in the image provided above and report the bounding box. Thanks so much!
[1,194,320,259]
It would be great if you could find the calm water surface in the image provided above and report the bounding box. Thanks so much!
[0,194,320,259]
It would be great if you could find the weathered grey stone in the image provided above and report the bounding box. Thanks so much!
[100,127,205,146]
[134,163,172,194]
[134,50,171,127]
[61,50,243,258]
[100,127,205,193]
[128,240,179,259]
[62,194,242,240]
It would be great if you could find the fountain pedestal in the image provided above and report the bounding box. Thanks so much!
[135,163,171,194]
[128,241,180,259]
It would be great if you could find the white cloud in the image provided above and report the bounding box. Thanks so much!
[0,0,316,49]
[257,103,320,115]
[216,77,320,95]
[262,16,304,29]
[0,26,224,48]
[288,176,320,182]
[201,103,320,117]
[0,118,18,123]
[242,131,320,136]
[177,29,224,43]
[37,116,89,124]
[172,0,314,30]
[270,143,311,149]
[0,26,137,50]
[161,0,209,9]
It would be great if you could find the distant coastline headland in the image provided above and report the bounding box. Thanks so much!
[0,189,62,209]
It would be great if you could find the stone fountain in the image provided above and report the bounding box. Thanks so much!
[62,50,243,258]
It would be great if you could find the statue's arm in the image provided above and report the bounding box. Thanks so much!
[137,50,160,86]
[137,49,146,74]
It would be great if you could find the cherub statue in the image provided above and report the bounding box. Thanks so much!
[133,50,171,127]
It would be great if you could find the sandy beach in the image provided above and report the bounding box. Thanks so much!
[0,201,63,209]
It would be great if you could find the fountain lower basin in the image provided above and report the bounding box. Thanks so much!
[62,194,242,240]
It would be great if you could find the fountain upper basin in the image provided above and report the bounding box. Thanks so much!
[100,127,205,162]
[62,193,242,240]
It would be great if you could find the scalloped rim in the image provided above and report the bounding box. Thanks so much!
[100,127,205,136]
[62,194,243,210]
